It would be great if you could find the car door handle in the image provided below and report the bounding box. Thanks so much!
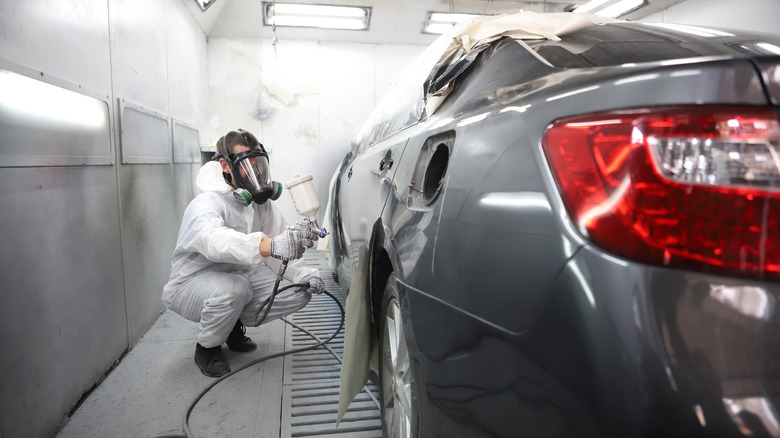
[379,157,393,185]
[379,157,393,171]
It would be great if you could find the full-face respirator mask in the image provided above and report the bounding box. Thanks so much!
[219,130,283,206]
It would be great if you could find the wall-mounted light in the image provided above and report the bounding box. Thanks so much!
[262,2,371,30]
[0,70,107,128]
[423,12,479,35]
[573,0,646,17]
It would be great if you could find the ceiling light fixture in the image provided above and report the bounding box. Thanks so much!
[194,0,218,12]
[424,12,479,35]
[573,0,646,18]
[262,2,371,31]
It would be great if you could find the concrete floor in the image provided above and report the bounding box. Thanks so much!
[56,251,381,438]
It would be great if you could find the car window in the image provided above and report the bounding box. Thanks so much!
[438,37,556,115]
[532,23,780,68]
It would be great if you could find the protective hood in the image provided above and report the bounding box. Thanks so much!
[196,161,233,193]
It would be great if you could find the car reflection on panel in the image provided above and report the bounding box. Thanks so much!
[326,11,780,438]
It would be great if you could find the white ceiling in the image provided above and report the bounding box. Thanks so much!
[183,0,688,46]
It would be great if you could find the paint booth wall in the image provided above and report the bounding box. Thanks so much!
[0,1,208,437]
[205,39,426,226]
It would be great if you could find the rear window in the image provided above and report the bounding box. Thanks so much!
[531,23,780,68]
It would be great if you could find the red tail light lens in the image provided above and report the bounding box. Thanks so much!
[542,106,780,279]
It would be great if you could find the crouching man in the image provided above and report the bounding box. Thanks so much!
[162,129,325,377]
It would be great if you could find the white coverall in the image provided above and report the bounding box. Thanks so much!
[162,161,316,348]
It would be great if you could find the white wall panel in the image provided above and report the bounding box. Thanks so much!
[167,0,207,241]
[317,44,378,134]
[258,40,325,222]
[0,0,112,94]
[316,43,377,208]
[208,39,267,141]
[109,0,169,114]
[119,99,172,164]
[119,164,179,344]
[0,166,126,438]
[642,0,780,35]
[168,0,208,127]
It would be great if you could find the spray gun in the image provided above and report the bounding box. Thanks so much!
[254,174,327,326]
[286,174,328,244]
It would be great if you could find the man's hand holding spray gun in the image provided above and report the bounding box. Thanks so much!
[269,175,329,294]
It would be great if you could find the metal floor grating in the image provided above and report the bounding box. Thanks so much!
[281,251,382,437]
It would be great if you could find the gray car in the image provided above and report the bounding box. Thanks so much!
[326,13,780,438]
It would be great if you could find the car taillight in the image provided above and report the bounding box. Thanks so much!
[542,106,780,279]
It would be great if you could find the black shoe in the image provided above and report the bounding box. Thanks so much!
[194,343,231,378]
[226,320,257,353]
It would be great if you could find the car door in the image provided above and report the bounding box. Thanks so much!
[339,126,415,287]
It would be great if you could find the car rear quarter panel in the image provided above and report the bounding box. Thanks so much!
[388,40,771,338]
[379,39,776,436]
[544,246,780,436]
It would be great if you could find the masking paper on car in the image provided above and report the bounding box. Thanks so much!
[337,243,376,424]
[424,11,617,115]
[351,11,615,150]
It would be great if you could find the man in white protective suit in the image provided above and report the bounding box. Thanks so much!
[162,129,326,378]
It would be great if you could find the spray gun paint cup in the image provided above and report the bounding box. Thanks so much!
[286,174,328,239]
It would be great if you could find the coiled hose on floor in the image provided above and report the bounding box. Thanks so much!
[154,278,345,438]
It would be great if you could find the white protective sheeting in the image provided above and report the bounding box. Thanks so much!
[337,243,375,424]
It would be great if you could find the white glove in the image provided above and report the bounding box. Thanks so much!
[270,229,312,261]
[300,275,326,294]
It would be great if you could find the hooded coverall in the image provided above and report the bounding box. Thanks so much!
[162,161,316,348]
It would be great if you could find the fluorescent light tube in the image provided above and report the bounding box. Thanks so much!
[272,3,366,18]
[264,2,371,30]
[271,16,367,30]
[424,12,478,34]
